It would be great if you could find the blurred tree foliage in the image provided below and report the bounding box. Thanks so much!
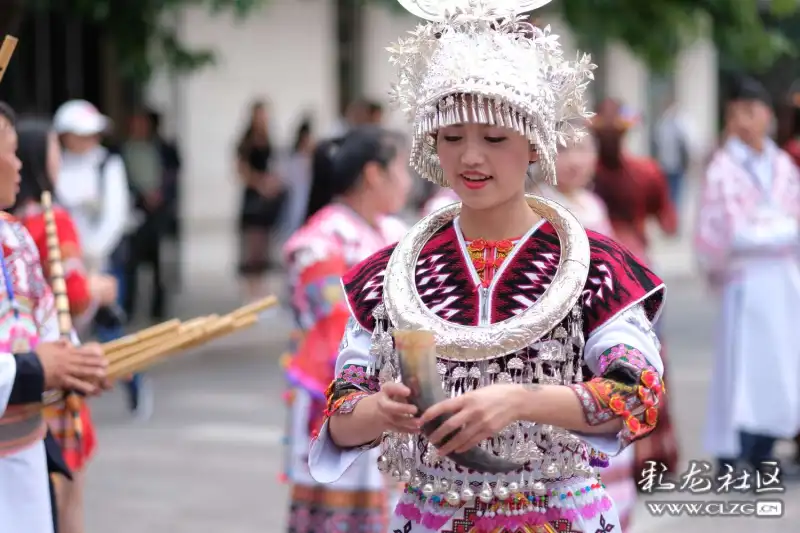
[0,0,794,82]
[1,0,266,81]
[370,0,799,73]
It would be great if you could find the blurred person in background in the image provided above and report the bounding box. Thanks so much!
[147,109,181,238]
[366,101,384,125]
[51,100,150,419]
[696,76,800,478]
[591,99,680,487]
[121,107,168,322]
[777,81,800,168]
[277,117,314,242]
[235,99,286,302]
[329,98,383,137]
[281,126,411,533]
[591,98,678,265]
[421,184,460,216]
[13,117,118,533]
[777,81,800,466]
[530,135,614,236]
[652,95,691,208]
[146,109,182,290]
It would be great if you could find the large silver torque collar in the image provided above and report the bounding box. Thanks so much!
[384,195,590,362]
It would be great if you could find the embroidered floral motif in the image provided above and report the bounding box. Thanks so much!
[571,345,664,446]
[337,364,380,392]
[466,238,517,286]
[597,343,651,376]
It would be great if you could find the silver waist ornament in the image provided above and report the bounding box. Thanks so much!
[372,195,596,504]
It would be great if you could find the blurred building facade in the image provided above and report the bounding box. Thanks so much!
[144,2,718,235]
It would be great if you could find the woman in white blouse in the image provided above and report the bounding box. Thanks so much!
[53,100,153,419]
[53,100,131,274]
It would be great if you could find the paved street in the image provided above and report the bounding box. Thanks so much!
[83,220,797,532]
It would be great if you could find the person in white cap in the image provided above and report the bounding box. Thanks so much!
[52,99,131,275]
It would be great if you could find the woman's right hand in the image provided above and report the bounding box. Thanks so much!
[372,382,421,434]
[89,274,118,305]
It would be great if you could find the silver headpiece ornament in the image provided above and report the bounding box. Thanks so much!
[388,0,596,186]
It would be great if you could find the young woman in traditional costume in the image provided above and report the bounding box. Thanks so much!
[282,126,412,532]
[12,118,118,533]
[308,2,667,532]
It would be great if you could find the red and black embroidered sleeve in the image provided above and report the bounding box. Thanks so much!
[571,343,663,446]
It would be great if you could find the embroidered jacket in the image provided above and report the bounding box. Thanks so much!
[310,219,667,530]
[0,212,61,456]
[283,204,408,429]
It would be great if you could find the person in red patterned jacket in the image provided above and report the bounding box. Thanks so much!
[591,98,679,264]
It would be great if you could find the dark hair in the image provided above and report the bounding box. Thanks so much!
[303,125,406,222]
[14,118,54,210]
[727,75,772,107]
[236,99,271,160]
[293,117,312,153]
[0,101,16,126]
[148,109,161,131]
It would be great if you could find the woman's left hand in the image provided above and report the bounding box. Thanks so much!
[419,384,525,457]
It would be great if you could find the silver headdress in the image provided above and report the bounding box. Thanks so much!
[388,0,595,186]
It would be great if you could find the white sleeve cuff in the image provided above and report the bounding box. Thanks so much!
[307,419,372,483]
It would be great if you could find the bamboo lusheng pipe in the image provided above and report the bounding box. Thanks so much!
[229,295,278,320]
[101,294,273,356]
[107,314,258,380]
[108,325,208,380]
[42,311,269,405]
[104,316,217,365]
[110,315,256,377]
[101,319,181,355]
[0,36,18,84]
[102,295,275,361]
[41,192,73,338]
[41,191,83,416]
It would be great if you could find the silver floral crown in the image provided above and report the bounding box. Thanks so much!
[388,0,595,186]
